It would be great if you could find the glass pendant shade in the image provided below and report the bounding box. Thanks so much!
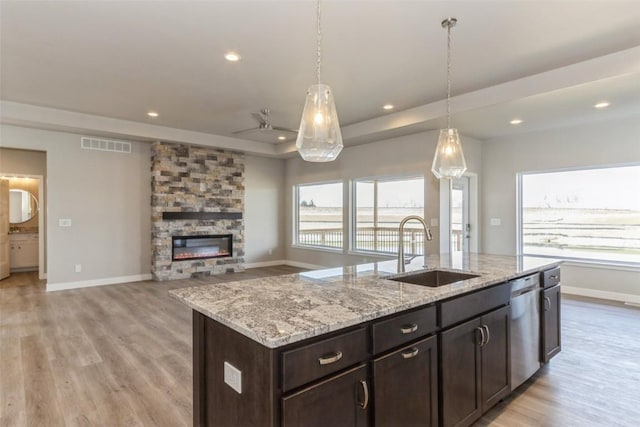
[431,128,467,179]
[296,83,343,162]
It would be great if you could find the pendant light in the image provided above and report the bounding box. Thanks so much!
[296,0,343,162]
[431,18,467,179]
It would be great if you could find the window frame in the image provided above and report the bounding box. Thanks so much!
[516,163,640,268]
[349,173,426,256]
[292,180,344,252]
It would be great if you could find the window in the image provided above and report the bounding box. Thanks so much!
[295,182,343,249]
[353,176,424,254]
[519,165,640,265]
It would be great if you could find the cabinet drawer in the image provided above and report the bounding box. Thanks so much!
[541,267,561,289]
[282,327,368,392]
[439,282,510,329]
[372,305,436,355]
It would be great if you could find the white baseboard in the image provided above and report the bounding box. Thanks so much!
[562,286,640,305]
[47,273,152,292]
[244,260,288,269]
[245,259,326,270]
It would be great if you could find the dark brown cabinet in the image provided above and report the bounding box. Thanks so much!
[282,364,369,427]
[541,284,561,362]
[373,336,438,427]
[440,305,510,427]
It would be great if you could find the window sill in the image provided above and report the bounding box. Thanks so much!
[347,249,396,260]
[523,254,640,273]
[291,244,344,254]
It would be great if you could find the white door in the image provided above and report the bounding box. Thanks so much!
[450,177,470,256]
[0,179,10,280]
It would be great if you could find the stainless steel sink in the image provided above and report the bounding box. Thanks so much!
[388,270,480,287]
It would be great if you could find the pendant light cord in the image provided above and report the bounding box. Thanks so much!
[316,0,322,85]
[446,21,452,130]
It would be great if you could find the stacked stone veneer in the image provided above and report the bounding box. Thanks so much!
[151,142,245,280]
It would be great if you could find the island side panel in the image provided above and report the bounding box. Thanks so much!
[194,310,279,427]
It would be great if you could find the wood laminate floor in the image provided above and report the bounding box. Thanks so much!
[1,269,639,426]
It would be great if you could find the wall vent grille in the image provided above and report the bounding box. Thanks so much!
[81,137,132,154]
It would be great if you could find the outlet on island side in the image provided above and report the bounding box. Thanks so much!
[224,361,242,394]
[75,264,82,273]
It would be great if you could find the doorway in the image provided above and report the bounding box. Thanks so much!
[451,177,470,256]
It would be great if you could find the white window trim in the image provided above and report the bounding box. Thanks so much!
[517,163,640,268]
[350,173,425,255]
[293,180,344,251]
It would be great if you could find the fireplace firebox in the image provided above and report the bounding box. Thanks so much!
[172,235,233,261]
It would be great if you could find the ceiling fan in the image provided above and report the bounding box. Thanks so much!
[232,108,298,137]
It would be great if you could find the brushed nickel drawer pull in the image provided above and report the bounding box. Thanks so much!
[318,351,343,365]
[476,326,486,346]
[400,324,418,334]
[401,347,419,359]
[549,275,559,280]
[358,380,369,409]
[483,325,491,345]
[544,296,551,311]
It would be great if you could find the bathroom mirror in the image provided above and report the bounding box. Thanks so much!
[9,189,39,224]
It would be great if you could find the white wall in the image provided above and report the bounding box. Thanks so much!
[244,155,286,265]
[482,116,640,301]
[285,130,483,267]
[1,125,151,286]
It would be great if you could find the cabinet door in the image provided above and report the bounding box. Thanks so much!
[373,336,438,427]
[542,285,561,362]
[441,317,482,427]
[282,364,369,427]
[480,305,510,411]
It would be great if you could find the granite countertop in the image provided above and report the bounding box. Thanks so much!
[169,253,561,349]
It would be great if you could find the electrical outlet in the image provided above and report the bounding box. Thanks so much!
[75,264,82,273]
[224,361,242,394]
[490,218,502,226]
[58,218,72,227]
[430,218,439,227]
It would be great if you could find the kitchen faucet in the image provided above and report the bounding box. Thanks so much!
[397,215,433,273]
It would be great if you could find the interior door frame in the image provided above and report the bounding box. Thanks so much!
[0,173,46,280]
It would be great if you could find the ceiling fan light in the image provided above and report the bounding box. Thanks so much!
[431,128,467,179]
[296,83,343,162]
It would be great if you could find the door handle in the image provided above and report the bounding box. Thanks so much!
[476,326,486,347]
[482,325,490,345]
[544,297,551,311]
[400,324,418,334]
[401,347,419,359]
[358,380,369,409]
[318,351,343,365]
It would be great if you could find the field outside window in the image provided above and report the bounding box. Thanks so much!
[296,182,343,249]
[519,165,640,265]
[353,176,425,255]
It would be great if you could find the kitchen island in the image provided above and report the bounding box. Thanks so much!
[170,253,562,427]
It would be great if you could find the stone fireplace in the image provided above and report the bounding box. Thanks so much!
[151,142,245,280]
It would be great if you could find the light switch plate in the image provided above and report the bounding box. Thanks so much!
[490,218,502,226]
[224,361,242,394]
[58,218,72,227]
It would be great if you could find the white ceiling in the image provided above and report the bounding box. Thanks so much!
[1,0,639,156]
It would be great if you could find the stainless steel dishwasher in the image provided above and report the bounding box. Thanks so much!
[510,273,541,390]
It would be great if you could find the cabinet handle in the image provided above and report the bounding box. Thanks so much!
[483,325,491,345]
[401,347,419,359]
[400,324,418,334]
[544,297,551,311]
[476,326,486,347]
[318,351,343,365]
[358,380,369,409]
[549,275,559,280]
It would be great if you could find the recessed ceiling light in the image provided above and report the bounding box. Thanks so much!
[224,52,241,62]
[510,119,523,125]
[278,136,286,141]
[594,101,610,109]
[147,111,159,117]
[383,104,394,110]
